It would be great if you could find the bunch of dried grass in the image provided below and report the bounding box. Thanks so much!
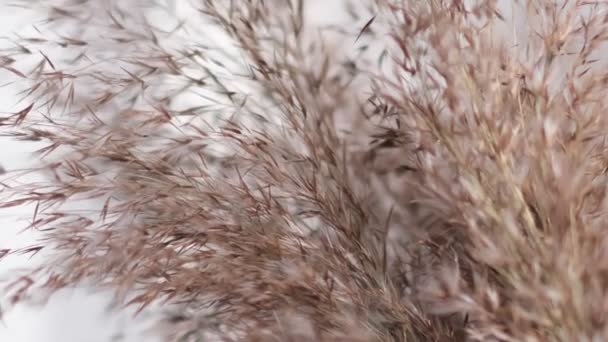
[1,0,608,341]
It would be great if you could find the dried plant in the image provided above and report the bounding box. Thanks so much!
[2,0,608,341]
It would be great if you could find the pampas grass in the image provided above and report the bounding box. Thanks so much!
[2,0,608,341]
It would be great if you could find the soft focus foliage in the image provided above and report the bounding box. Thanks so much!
[2,0,608,341]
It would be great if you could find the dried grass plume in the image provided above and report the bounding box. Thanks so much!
[1,0,608,341]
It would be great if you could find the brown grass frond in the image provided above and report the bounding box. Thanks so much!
[2,0,608,341]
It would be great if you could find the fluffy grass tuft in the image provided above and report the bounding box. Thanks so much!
[2,0,608,341]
